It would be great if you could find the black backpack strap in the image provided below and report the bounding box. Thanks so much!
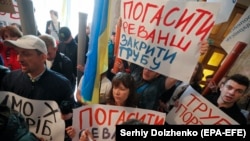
[51,21,59,36]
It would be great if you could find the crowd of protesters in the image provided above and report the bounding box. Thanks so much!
[0,7,250,141]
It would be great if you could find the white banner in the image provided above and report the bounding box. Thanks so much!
[207,0,237,24]
[0,91,65,141]
[119,0,220,83]
[221,6,250,54]
[0,0,20,25]
[166,86,238,125]
[72,104,166,141]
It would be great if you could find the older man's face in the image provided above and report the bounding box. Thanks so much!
[16,48,46,75]
[46,46,57,61]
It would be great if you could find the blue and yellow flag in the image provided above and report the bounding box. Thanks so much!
[80,0,111,104]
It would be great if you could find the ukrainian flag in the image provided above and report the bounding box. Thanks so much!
[80,0,111,104]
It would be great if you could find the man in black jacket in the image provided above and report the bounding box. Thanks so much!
[0,65,10,86]
[1,35,75,107]
[39,34,76,91]
[204,74,249,125]
[58,27,77,76]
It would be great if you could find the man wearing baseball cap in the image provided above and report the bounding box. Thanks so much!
[58,27,77,76]
[1,35,75,107]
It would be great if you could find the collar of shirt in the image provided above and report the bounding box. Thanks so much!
[27,67,46,82]
[46,59,54,69]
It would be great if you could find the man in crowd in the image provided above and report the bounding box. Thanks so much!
[39,34,76,91]
[204,74,249,124]
[1,35,75,107]
[131,40,209,111]
[58,27,78,76]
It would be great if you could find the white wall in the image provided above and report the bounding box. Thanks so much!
[33,0,94,37]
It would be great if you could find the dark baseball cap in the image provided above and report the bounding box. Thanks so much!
[59,27,71,42]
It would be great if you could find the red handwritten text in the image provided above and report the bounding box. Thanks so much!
[78,107,165,129]
[175,93,232,125]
